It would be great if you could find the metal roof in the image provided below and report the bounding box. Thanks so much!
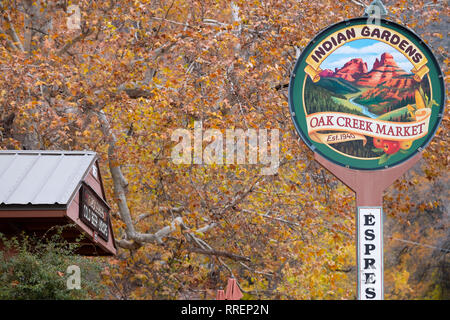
[0,150,97,205]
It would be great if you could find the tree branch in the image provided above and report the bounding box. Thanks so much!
[2,12,25,52]
[196,222,217,234]
[136,206,184,222]
[97,110,135,241]
[187,247,251,262]
[57,27,93,56]
[350,0,368,8]
[0,26,19,51]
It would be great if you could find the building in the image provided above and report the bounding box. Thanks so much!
[0,150,116,255]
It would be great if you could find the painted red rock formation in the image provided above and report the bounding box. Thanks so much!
[319,69,335,77]
[319,53,417,111]
[333,58,368,82]
[355,53,408,87]
[358,76,416,105]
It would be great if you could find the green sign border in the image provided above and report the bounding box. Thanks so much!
[289,18,445,170]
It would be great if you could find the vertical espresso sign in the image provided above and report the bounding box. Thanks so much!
[358,207,383,299]
[289,18,445,300]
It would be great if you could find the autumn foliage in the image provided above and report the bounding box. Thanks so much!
[0,0,448,299]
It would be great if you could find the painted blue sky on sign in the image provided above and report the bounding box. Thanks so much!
[320,39,414,73]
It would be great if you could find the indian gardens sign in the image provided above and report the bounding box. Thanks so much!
[289,18,444,170]
[289,18,445,299]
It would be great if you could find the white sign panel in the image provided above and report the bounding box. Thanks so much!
[358,207,383,300]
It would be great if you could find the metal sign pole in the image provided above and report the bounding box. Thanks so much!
[315,153,422,300]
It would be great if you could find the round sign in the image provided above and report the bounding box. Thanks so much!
[289,18,445,170]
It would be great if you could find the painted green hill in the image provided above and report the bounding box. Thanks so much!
[304,78,365,116]
[377,105,411,121]
[316,77,361,95]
